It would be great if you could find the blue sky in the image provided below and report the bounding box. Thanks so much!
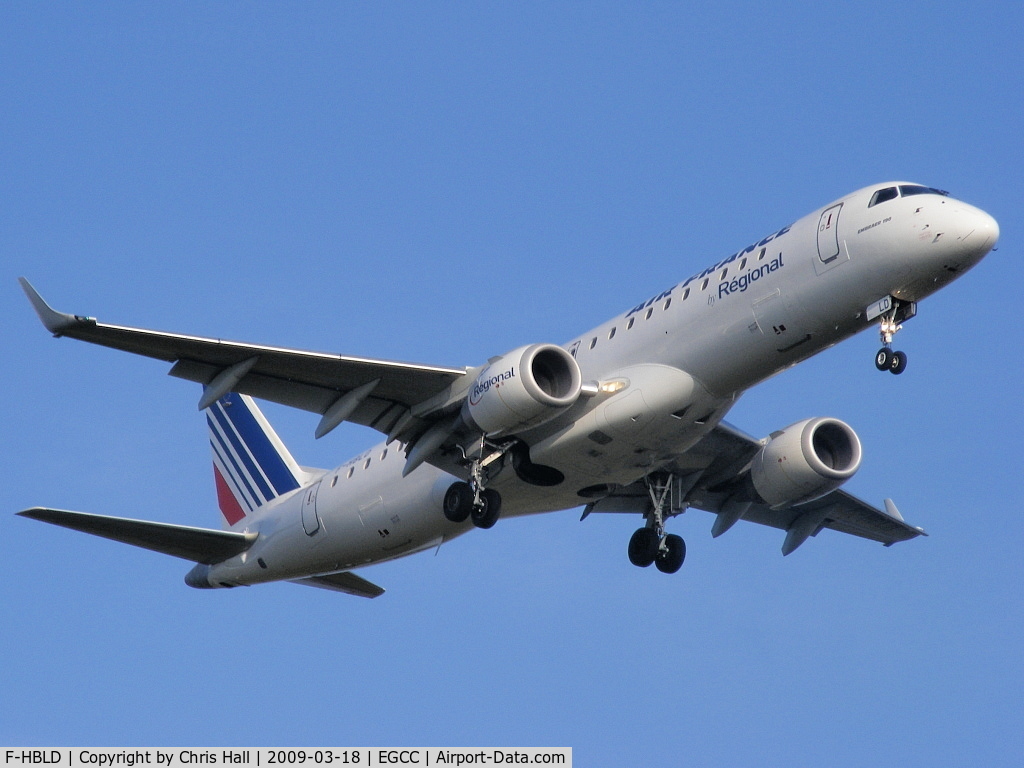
[2,2,1021,763]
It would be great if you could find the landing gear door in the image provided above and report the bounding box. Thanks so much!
[817,204,843,263]
[302,481,321,536]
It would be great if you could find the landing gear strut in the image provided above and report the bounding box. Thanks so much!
[442,437,511,529]
[627,473,687,574]
[873,298,915,375]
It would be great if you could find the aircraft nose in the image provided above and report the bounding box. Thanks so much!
[954,204,995,259]
[973,207,1000,252]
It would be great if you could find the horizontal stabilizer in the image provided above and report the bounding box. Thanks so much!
[291,571,386,598]
[18,507,256,565]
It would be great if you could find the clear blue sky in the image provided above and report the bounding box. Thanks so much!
[2,2,1021,763]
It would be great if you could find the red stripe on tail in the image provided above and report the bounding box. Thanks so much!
[214,465,246,526]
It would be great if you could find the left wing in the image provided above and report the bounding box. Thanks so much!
[20,278,469,444]
[585,421,927,554]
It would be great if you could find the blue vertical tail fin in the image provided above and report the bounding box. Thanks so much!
[206,392,308,527]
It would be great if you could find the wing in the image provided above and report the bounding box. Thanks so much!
[18,507,257,564]
[585,421,926,554]
[20,278,468,443]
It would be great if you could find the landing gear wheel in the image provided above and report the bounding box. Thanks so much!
[471,489,502,529]
[443,482,474,523]
[655,534,686,574]
[628,527,660,568]
[875,348,893,371]
[889,350,908,375]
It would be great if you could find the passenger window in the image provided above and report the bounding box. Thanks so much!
[663,298,671,310]
[869,187,899,207]
[757,248,766,260]
[740,258,747,270]
[701,278,709,291]
[720,269,728,280]
[608,327,616,339]
[331,475,338,487]
[363,458,371,470]
[627,317,635,330]
[682,287,690,300]
[645,307,654,320]
[380,449,388,461]
[347,467,354,479]
[589,337,597,349]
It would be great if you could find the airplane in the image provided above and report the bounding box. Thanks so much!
[17,181,999,597]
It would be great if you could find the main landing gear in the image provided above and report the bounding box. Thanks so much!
[873,298,916,375]
[442,437,511,529]
[627,473,686,574]
[444,481,501,528]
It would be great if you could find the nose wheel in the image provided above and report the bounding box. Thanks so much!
[875,347,908,375]
[873,298,915,375]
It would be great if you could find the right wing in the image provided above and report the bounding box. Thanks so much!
[20,278,470,445]
[585,420,927,554]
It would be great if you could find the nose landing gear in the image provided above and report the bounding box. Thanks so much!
[871,297,916,375]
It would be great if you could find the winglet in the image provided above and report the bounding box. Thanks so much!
[18,278,91,335]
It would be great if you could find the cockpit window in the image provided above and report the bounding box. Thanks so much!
[868,187,899,207]
[868,185,950,208]
[899,184,949,198]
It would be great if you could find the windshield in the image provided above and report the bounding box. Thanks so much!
[869,184,949,208]
[868,187,898,207]
[899,184,949,198]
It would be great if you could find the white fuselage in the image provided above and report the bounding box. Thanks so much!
[203,183,998,588]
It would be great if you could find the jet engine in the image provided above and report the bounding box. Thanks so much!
[462,344,582,437]
[750,417,862,508]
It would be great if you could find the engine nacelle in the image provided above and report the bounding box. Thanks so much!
[462,344,582,437]
[750,417,862,508]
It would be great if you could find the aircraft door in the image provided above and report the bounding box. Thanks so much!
[817,204,842,263]
[301,481,321,536]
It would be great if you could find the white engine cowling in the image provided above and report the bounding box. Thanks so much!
[750,417,862,508]
[462,344,582,436]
